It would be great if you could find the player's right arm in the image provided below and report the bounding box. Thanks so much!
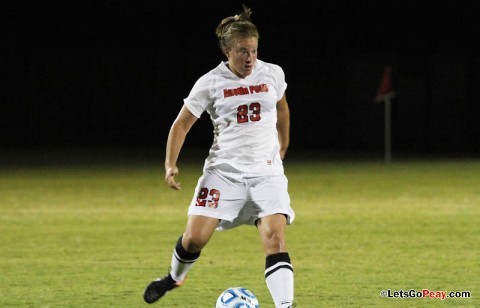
[165,105,198,190]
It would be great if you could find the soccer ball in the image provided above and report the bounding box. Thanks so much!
[215,287,259,308]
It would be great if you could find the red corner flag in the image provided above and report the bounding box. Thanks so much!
[375,66,396,103]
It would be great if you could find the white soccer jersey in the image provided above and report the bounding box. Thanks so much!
[184,59,287,176]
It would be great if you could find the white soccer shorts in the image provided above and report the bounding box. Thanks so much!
[187,169,295,230]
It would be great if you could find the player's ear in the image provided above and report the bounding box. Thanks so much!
[223,48,230,58]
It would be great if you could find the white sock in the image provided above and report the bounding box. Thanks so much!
[265,253,294,307]
[168,236,200,282]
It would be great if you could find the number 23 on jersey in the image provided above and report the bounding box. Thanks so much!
[237,102,261,123]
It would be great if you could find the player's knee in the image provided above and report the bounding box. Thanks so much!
[182,233,207,253]
[262,231,286,253]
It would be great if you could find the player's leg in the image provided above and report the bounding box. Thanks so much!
[257,214,295,308]
[250,174,295,308]
[144,169,244,304]
[256,213,287,255]
[143,215,218,304]
[170,215,219,282]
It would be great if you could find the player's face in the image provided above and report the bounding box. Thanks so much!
[225,37,258,78]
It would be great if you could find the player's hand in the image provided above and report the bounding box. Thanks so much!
[165,166,181,190]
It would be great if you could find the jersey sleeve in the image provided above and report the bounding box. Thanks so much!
[271,64,287,101]
[183,74,212,118]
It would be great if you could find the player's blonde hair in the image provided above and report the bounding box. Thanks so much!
[215,5,259,55]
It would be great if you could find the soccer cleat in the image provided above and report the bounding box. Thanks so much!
[279,301,297,308]
[143,274,183,304]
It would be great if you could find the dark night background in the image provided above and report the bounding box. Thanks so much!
[2,0,480,161]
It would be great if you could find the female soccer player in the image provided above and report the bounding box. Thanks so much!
[144,5,296,307]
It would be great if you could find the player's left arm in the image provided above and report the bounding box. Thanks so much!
[276,92,290,160]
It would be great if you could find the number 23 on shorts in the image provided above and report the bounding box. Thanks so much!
[196,187,221,208]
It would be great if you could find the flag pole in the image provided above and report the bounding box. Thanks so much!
[384,95,392,164]
[375,66,395,164]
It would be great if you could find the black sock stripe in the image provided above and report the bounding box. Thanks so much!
[175,235,201,261]
[265,264,293,279]
[266,252,291,268]
[174,251,198,264]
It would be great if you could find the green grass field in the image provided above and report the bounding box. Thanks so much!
[1,150,479,307]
